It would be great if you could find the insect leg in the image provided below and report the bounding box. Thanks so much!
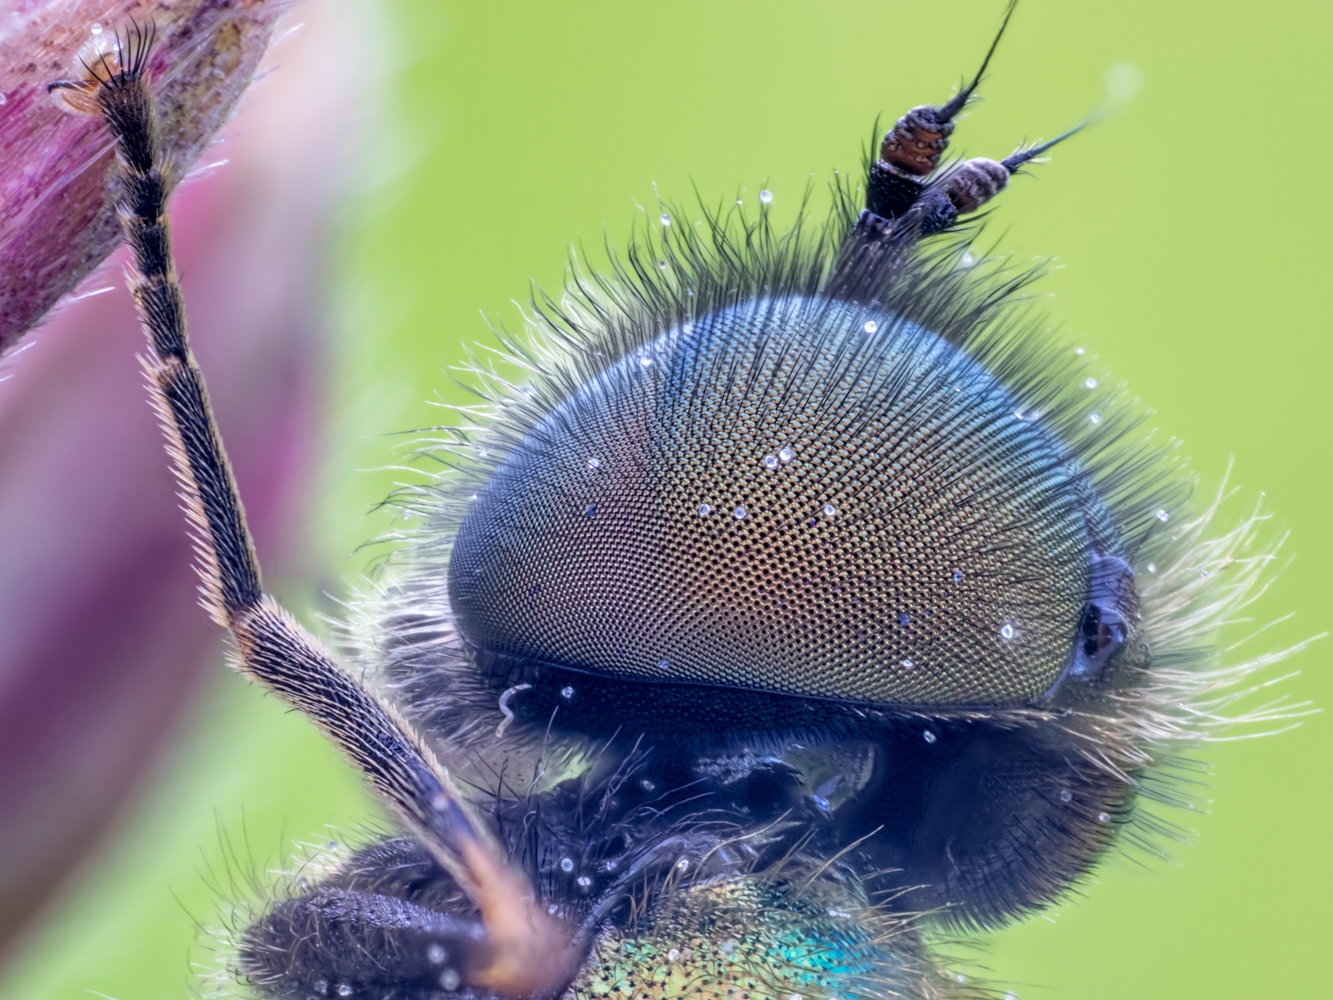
[50,23,574,997]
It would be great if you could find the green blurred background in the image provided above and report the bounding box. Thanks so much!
[3,0,1330,996]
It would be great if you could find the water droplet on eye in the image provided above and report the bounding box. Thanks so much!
[657,658,671,670]
[1084,377,1098,389]
[427,944,448,965]
[698,503,712,517]
[923,730,937,744]
[667,948,681,962]
[1000,623,1016,640]
[734,506,747,520]
[560,857,574,872]
[1088,412,1101,425]
[576,875,592,887]
[1098,812,1111,823]
[640,356,653,367]
[1147,562,1157,573]
[1060,790,1073,803]
[440,969,461,991]
[823,504,837,518]
[901,659,914,669]
[898,612,911,626]
[779,446,795,463]
[863,319,878,334]
[759,189,773,204]
[763,454,779,470]
[952,569,964,582]
[584,503,597,518]
[660,213,671,226]
[587,456,601,470]
[1156,508,1169,522]
[560,686,575,700]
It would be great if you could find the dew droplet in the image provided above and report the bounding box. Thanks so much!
[658,259,668,270]
[548,903,559,914]
[676,857,689,871]
[560,686,575,700]
[560,857,574,872]
[1147,562,1158,574]
[640,355,653,367]
[337,986,353,998]
[641,778,656,791]
[427,944,448,965]
[823,504,837,518]
[577,875,592,887]
[1155,508,1169,522]
[1000,623,1016,640]
[779,446,795,463]
[759,189,773,204]
[923,730,937,744]
[668,948,681,962]
[698,503,713,517]
[863,319,879,334]
[528,583,541,595]
[734,506,747,520]
[1088,412,1101,425]
[901,659,914,669]
[584,503,597,518]
[952,569,963,582]
[720,939,738,956]
[657,658,671,670]
[1074,347,1085,355]
[91,22,103,34]
[660,213,671,226]
[763,454,779,470]
[1084,377,1098,389]
[440,969,461,991]
[898,612,911,626]
[1060,790,1073,803]
[0,93,7,106]
[789,993,803,1000]
[587,456,601,470]
[961,251,975,266]
[1098,812,1111,823]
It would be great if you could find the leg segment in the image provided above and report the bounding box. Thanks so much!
[50,24,573,998]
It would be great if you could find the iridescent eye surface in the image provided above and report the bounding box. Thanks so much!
[451,296,1125,707]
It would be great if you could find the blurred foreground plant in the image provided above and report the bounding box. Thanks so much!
[0,0,367,958]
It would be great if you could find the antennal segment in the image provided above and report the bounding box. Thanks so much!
[867,0,1019,221]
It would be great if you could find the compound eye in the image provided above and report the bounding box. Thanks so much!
[448,297,1123,709]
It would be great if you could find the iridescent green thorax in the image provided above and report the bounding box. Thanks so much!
[570,875,937,1000]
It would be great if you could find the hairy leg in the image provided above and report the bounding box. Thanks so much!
[49,24,573,998]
